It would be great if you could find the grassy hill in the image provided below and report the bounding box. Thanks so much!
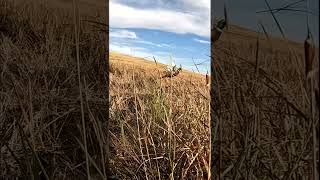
[109,51,210,179]
[108,25,319,178]
[0,0,318,179]
[110,51,206,77]
[0,0,210,178]
[220,24,305,48]
[211,20,319,179]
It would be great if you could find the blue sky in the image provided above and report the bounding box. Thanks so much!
[213,0,319,46]
[110,0,319,74]
[110,0,211,74]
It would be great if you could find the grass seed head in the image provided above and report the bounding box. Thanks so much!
[304,32,315,79]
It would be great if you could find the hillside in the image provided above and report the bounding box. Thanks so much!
[110,51,206,78]
[221,24,305,49]
[211,21,319,179]
[1,0,318,178]
[108,51,210,179]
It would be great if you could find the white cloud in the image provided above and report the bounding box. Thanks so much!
[111,0,210,12]
[109,28,174,48]
[110,1,210,37]
[160,43,174,48]
[110,43,144,54]
[135,40,174,48]
[110,29,138,39]
[193,38,210,44]
[110,42,184,65]
[110,42,155,58]
[178,0,210,11]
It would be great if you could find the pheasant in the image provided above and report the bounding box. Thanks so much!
[212,19,227,43]
[162,65,182,78]
[212,4,228,43]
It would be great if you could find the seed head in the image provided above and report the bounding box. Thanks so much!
[304,32,315,79]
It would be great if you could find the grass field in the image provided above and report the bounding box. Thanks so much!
[0,0,109,179]
[109,51,210,179]
[211,22,319,179]
[0,0,318,179]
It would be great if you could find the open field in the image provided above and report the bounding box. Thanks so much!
[0,0,318,179]
[211,22,319,179]
[0,0,210,178]
[109,52,210,179]
[109,19,319,178]
[109,21,319,178]
[0,0,109,178]
[110,51,207,79]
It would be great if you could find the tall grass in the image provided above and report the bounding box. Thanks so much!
[0,0,108,178]
[1,0,318,179]
[109,60,210,179]
[211,24,319,179]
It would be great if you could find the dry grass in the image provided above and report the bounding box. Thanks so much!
[211,25,319,179]
[108,23,318,179]
[0,0,109,179]
[109,52,210,179]
[1,0,318,179]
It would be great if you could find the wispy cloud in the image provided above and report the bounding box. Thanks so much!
[110,42,145,52]
[110,42,158,59]
[113,0,210,13]
[110,29,138,39]
[135,40,173,48]
[177,0,210,11]
[110,1,210,37]
[110,42,188,66]
[110,29,174,48]
[193,38,210,44]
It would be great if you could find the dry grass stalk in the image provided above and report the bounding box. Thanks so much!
[304,31,319,180]
[304,32,316,80]
[72,0,90,179]
[206,71,210,87]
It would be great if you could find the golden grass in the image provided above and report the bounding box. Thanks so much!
[110,51,206,79]
[1,0,318,179]
[109,52,210,179]
[211,24,319,179]
[0,0,108,178]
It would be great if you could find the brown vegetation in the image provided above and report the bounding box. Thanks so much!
[1,0,318,179]
[211,23,319,179]
[109,52,210,179]
[0,0,108,178]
